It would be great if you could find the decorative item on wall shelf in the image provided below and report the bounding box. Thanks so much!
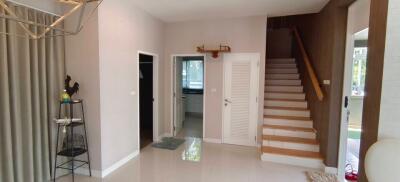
[0,0,103,39]
[196,44,231,58]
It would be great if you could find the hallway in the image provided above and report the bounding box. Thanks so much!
[177,114,203,138]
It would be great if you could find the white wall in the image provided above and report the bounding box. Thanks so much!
[349,96,364,127]
[66,0,165,174]
[66,2,267,174]
[163,16,267,140]
[378,0,400,139]
[65,9,102,172]
[97,0,165,170]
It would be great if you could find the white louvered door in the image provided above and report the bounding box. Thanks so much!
[223,53,259,146]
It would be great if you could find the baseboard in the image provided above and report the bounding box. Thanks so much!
[101,150,139,178]
[324,166,338,174]
[203,138,222,143]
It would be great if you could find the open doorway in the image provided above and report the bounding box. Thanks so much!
[172,55,205,139]
[338,0,370,180]
[345,29,368,175]
[139,53,157,149]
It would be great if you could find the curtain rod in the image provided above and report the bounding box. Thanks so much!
[6,0,62,17]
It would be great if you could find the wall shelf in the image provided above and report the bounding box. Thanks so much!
[196,45,231,58]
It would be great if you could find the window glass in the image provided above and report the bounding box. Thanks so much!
[182,60,204,90]
[352,47,367,96]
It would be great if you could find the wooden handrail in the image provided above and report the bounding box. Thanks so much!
[292,28,324,101]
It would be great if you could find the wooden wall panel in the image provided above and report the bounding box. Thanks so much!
[358,0,388,181]
[266,29,293,58]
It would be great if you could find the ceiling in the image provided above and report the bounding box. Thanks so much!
[131,0,330,22]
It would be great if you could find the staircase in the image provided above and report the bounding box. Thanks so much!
[261,58,324,169]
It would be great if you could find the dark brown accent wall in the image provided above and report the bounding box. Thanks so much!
[267,0,351,167]
[266,29,293,58]
[358,0,388,181]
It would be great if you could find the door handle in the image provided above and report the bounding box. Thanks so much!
[344,96,349,108]
[225,99,232,103]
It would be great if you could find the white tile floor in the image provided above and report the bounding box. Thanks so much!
[58,138,314,182]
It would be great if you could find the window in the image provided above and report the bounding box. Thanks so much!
[182,60,204,93]
[352,47,367,96]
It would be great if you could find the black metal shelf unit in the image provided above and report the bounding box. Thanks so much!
[53,99,92,182]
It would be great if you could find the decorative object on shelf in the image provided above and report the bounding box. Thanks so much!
[61,89,71,103]
[196,44,231,58]
[53,99,91,182]
[0,0,103,39]
[64,75,80,97]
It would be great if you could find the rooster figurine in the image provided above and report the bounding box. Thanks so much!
[64,75,80,97]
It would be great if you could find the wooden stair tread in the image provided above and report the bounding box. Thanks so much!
[263,124,315,132]
[264,115,311,121]
[265,91,305,94]
[265,98,306,102]
[264,106,309,111]
[266,66,297,68]
[262,146,322,159]
[265,85,302,87]
[263,135,318,145]
[265,78,300,80]
[265,73,299,75]
[265,84,301,86]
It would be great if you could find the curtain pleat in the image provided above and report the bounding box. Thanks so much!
[0,3,65,182]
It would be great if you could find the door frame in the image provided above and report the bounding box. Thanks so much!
[221,53,260,147]
[170,54,206,137]
[338,0,370,178]
[137,51,159,148]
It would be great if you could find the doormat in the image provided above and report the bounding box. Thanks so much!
[152,137,185,150]
[306,171,339,182]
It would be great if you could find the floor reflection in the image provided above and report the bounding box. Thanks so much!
[181,138,202,162]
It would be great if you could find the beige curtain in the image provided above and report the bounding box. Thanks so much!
[0,3,65,182]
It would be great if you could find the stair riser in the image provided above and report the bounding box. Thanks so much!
[266,80,301,86]
[264,118,313,128]
[261,153,324,169]
[264,109,310,117]
[263,128,316,139]
[265,86,303,93]
[267,59,296,64]
[262,140,320,152]
[266,69,298,74]
[267,64,297,68]
[266,74,300,80]
[265,93,305,100]
[268,61,296,65]
[265,100,308,108]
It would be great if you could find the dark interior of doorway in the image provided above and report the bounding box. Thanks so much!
[139,54,153,149]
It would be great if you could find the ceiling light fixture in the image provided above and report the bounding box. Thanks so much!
[0,0,103,39]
